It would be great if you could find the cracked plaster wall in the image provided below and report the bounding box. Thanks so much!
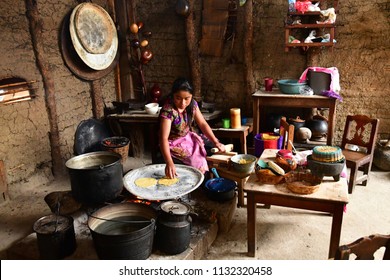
[0,0,389,191]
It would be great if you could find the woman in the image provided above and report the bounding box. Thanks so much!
[159,77,225,178]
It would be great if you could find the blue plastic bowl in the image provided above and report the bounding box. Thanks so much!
[277,79,307,94]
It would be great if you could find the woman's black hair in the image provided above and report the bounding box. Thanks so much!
[171,77,195,126]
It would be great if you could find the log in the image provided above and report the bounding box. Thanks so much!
[90,80,104,119]
[25,0,64,176]
[185,0,202,101]
[0,160,9,201]
[243,0,255,112]
[107,0,122,102]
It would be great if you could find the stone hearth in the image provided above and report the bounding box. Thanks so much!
[6,188,237,260]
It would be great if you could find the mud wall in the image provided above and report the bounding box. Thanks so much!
[0,0,389,188]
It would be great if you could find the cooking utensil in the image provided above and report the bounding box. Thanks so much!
[60,12,119,81]
[88,202,156,260]
[65,151,123,205]
[256,159,284,175]
[204,168,237,201]
[156,200,192,255]
[123,164,204,201]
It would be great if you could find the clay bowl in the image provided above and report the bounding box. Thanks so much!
[306,155,345,181]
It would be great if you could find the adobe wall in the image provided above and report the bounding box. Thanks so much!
[0,0,389,189]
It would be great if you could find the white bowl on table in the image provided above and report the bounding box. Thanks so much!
[144,102,159,114]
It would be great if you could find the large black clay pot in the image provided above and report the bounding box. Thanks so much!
[66,151,123,205]
[289,116,306,132]
[265,113,283,132]
[306,115,328,140]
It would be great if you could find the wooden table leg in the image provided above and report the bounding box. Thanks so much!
[328,204,345,259]
[247,193,256,257]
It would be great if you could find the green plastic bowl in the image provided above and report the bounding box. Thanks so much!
[277,79,307,94]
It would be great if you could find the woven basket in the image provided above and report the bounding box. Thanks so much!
[255,168,285,185]
[284,172,322,194]
[101,136,130,163]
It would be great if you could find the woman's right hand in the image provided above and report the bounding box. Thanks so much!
[165,162,177,179]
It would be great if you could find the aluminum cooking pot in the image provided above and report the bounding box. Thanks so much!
[204,168,237,201]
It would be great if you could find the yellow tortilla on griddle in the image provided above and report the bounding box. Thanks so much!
[158,177,179,186]
[134,177,157,188]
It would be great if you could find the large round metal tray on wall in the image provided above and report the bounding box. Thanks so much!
[123,164,204,201]
[60,12,118,81]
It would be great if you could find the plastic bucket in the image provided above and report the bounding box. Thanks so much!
[254,133,282,157]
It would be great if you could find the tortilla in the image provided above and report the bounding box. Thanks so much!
[158,177,179,186]
[134,177,157,188]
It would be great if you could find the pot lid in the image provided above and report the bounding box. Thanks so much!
[69,3,118,70]
[289,116,305,122]
[160,201,190,215]
[33,215,72,234]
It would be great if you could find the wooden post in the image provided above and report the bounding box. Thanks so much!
[0,160,9,201]
[185,0,202,101]
[243,0,255,112]
[107,0,122,102]
[25,0,64,176]
[90,80,105,119]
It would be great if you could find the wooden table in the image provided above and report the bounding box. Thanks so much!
[106,110,223,162]
[252,90,338,145]
[244,149,349,259]
[212,125,252,154]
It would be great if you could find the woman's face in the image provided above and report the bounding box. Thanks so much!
[173,90,192,111]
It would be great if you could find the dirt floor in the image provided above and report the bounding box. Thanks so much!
[1,155,389,260]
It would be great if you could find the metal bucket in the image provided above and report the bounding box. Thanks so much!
[88,202,156,260]
[33,214,76,259]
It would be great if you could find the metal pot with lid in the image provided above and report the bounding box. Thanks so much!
[156,200,193,255]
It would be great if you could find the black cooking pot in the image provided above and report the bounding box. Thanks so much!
[306,115,328,139]
[65,151,123,205]
[265,113,282,132]
[289,116,306,132]
[87,202,156,260]
[204,168,237,201]
[156,200,193,255]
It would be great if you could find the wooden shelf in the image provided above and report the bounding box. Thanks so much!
[285,23,335,29]
[284,0,338,52]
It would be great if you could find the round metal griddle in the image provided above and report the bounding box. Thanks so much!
[123,164,204,201]
[60,12,118,81]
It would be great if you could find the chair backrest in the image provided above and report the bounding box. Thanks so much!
[341,115,380,155]
[335,234,390,260]
[279,117,294,151]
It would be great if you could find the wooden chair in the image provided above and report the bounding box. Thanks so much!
[335,234,390,260]
[340,115,379,194]
[279,117,295,151]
